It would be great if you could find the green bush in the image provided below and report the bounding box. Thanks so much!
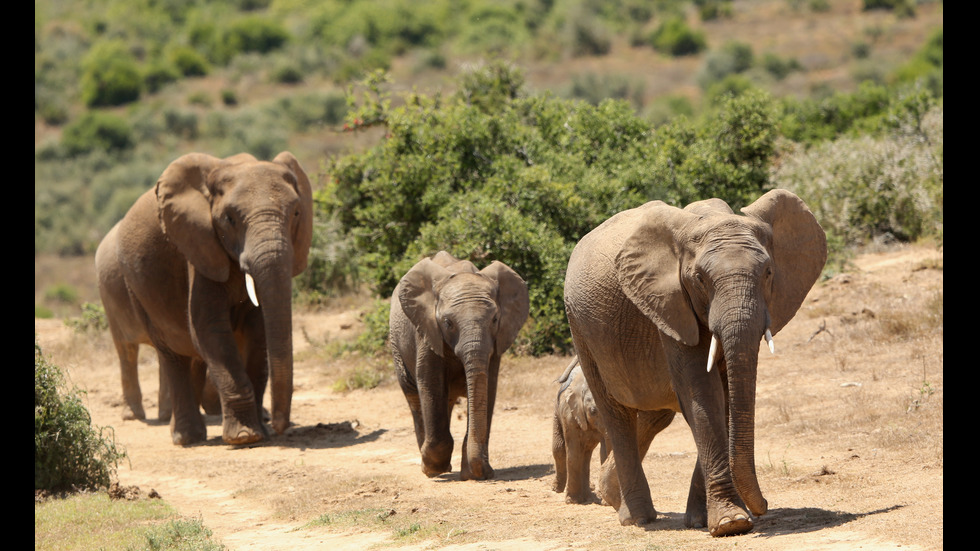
[772,101,942,251]
[326,65,779,353]
[649,17,707,57]
[862,0,915,17]
[142,60,181,94]
[225,16,290,56]
[64,302,110,333]
[169,46,211,77]
[35,341,125,492]
[60,111,134,156]
[80,41,143,107]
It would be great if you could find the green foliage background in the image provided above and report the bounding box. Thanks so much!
[36,0,943,354]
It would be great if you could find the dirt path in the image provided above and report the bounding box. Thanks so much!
[34,244,943,550]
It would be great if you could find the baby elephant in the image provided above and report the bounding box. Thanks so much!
[552,356,607,504]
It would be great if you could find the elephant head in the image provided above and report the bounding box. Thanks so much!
[155,151,313,438]
[614,189,826,519]
[397,252,529,479]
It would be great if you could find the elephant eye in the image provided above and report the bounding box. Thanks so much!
[224,213,235,227]
[443,318,453,330]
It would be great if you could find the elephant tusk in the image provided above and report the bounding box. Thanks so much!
[706,334,720,373]
[765,328,774,354]
[245,273,260,307]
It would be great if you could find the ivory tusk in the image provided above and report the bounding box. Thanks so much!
[765,328,774,354]
[706,334,720,373]
[245,273,259,307]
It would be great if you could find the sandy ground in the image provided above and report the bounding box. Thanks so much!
[34,244,943,550]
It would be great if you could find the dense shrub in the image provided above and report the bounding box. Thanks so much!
[649,17,707,57]
[80,41,143,107]
[61,112,134,156]
[772,100,942,260]
[169,46,211,77]
[324,65,778,353]
[142,60,181,93]
[779,81,892,144]
[225,16,290,55]
[35,341,125,492]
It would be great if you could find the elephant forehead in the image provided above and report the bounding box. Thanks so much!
[696,221,770,266]
[213,163,297,193]
[438,274,497,304]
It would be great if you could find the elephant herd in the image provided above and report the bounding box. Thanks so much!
[96,151,827,537]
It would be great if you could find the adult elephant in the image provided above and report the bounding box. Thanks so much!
[389,252,529,480]
[95,152,313,446]
[563,189,826,536]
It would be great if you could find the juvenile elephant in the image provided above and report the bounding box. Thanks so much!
[389,251,529,480]
[564,189,826,536]
[95,152,313,446]
[552,356,607,504]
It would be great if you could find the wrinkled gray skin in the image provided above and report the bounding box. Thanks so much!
[390,251,529,480]
[95,152,313,446]
[94,255,220,422]
[552,356,607,504]
[564,189,826,536]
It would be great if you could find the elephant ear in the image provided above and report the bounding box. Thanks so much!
[273,152,314,277]
[742,189,828,333]
[481,261,529,356]
[398,258,452,357]
[615,203,700,347]
[155,153,229,282]
[569,387,590,432]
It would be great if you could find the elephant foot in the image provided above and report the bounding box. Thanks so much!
[617,501,657,526]
[565,492,593,505]
[222,419,265,446]
[122,403,145,421]
[685,489,708,529]
[708,504,754,537]
[171,412,206,445]
[171,424,207,446]
[421,440,453,477]
[685,507,708,529]
[460,458,494,481]
[421,461,451,477]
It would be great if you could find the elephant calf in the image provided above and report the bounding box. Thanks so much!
[552,356,606,504]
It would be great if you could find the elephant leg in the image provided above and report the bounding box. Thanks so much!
[115,340,145,421]
[563,430,598,504]
[159,349,206,445]
[416,350,453,476]
[685,458,708,529]
[199,367,223,416]
[552,415,567,493]
[597,409,673,508]
[668,345,752,536]
[189,278,263,445]
[582,356,656,525]
[157,351,172,422]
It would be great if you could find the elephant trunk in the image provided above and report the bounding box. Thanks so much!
[244,229,294,435]
[458,335,494,480]
[713,276,768,518]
